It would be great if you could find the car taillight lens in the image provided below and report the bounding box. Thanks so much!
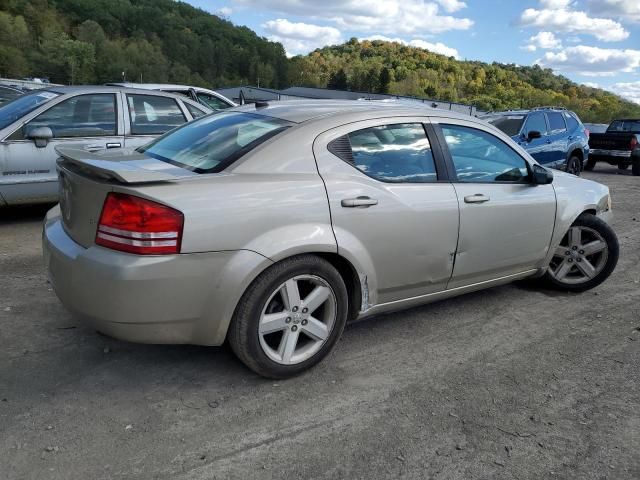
[96,193,183,255]
[584,128,590,138]
[631,137,638,150]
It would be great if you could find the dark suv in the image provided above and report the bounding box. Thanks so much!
[481,107,590,175]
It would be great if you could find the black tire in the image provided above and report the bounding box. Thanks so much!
[632,159,640,176]
[618,163,629,171]
[566,155,581,176]
[228,255,348,379]
[584,158,596,171]
[543,213,618,292]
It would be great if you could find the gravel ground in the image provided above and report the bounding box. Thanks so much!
[1,167,638,480]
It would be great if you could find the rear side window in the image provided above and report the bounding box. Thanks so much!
[546,112,566,133]
[564,112,579,131]
[185,103,207,119]
[484,115,524,137]
[329,123,438,183]
[139,112,291,173]
[127,94,186,135]
[196,92,232,110]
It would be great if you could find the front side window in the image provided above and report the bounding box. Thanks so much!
[441,124,529,183]
[332,123,438,183]
[0,90,59,131]
[484,114,525,137]
[139,111,291,173]
[546,112,567,133]
[523,112,547,136]
[18,93,116,139]
[127,94,186,135]
[197,92,231,110]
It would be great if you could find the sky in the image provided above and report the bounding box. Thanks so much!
[186,0,640,104]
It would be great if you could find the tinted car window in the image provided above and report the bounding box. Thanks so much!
[341,123,437,183]
[196,92,231,110]
[484,115,524,137]
[185,103,207,119]
[564,112,579,131]
[139,112,291,173]
[0,86,23,104]
[0,90,59,131]
[441,124,529,183]
[127,94,186,135]
[21,94,116,139]
[607,120,640,132]
[524,112,547,136]
[547,112,566,132]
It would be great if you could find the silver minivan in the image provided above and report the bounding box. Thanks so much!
[0,85,211,206]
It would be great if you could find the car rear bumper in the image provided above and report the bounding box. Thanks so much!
[43,207,271,346]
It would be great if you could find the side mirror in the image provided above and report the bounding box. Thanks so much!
[531,164,553,185]
[27,126,53,148]
[527,130,542,141]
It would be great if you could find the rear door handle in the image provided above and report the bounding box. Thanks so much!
[464,194,490,204]
[106,142,122,149]
[341,196,378,208]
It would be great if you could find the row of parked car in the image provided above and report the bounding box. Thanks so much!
[481,107,640,177]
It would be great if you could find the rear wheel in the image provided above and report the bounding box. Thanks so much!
[632,159,640,176]
[228,255,348,378]
[584,158,596,171]
[566,155,581,176]
[543,214,618,292]
[618,163,629,171]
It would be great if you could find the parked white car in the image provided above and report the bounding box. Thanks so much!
[106,83,236,111]
[0,85,211,205]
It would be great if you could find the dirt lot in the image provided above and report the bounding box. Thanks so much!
[1,167,638,480]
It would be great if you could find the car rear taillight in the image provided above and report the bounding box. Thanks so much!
[584,128,590,138]
[96,193,184,255]
[631,137,638,150]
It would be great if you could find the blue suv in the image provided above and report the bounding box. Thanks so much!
[481,107,590,175]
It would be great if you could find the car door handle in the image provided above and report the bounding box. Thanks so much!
[341,196,378,208]
[464,194,490,204]
[106,142,122,149]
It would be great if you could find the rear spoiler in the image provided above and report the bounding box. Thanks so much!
[55,146,195,184]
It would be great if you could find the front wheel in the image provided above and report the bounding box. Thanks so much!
[228,255,348,378]
[543,213,618,292]
[566,156,581,176]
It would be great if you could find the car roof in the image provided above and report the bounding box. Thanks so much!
[232,99,475,124]
[45,85,193,96]
[485,108,574,116]
[107,82,210,91]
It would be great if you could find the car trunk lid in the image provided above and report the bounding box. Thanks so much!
[55,146,195,248]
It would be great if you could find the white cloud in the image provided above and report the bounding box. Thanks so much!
[525,31,562,51]
[610,81,640,104]
[262,18,342,56]
[436,0,467,13]
[364,35,460,58]
[588,0,640,23]
[581,81,600,88]
[536,45,640,76]
[520,2,628,42]
[217,6,232,16]
[237,0,473,35]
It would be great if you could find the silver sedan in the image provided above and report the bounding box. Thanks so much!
[43,101,619,378]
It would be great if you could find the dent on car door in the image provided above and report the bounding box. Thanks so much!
[123,93,188,149]
[0,93,123,205]
[313,118,460,306]
[435,121,556,288]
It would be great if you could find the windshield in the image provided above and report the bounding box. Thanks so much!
[139,111,292,173]
[483,114,525,137]
[0,90,59,130]
[607,120,640,133]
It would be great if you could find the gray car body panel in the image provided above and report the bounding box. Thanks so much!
[0,86,210,205]
[43,101,613,346]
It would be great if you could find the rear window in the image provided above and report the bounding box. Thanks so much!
[483,115,524,137]
[564,112,579,131]
[139,112,291,173]
[607,120,640,133]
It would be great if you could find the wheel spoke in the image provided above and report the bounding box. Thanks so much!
[555,245,569,257]
[582,239,606,256]
[281,279,301,310]
[278,328,300,363]
[259,312,289,335]
[576,259,597,279]
[302,285,330,314]
[554,259,573,280]
[567,227,581,248]
[302,316,329,341]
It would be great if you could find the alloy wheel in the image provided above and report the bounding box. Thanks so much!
[258,275,337,365]
[548,226,609,285]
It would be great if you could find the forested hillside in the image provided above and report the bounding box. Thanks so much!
[0,0,288,88]
[290,39,640,123]
[0,1,638,122]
